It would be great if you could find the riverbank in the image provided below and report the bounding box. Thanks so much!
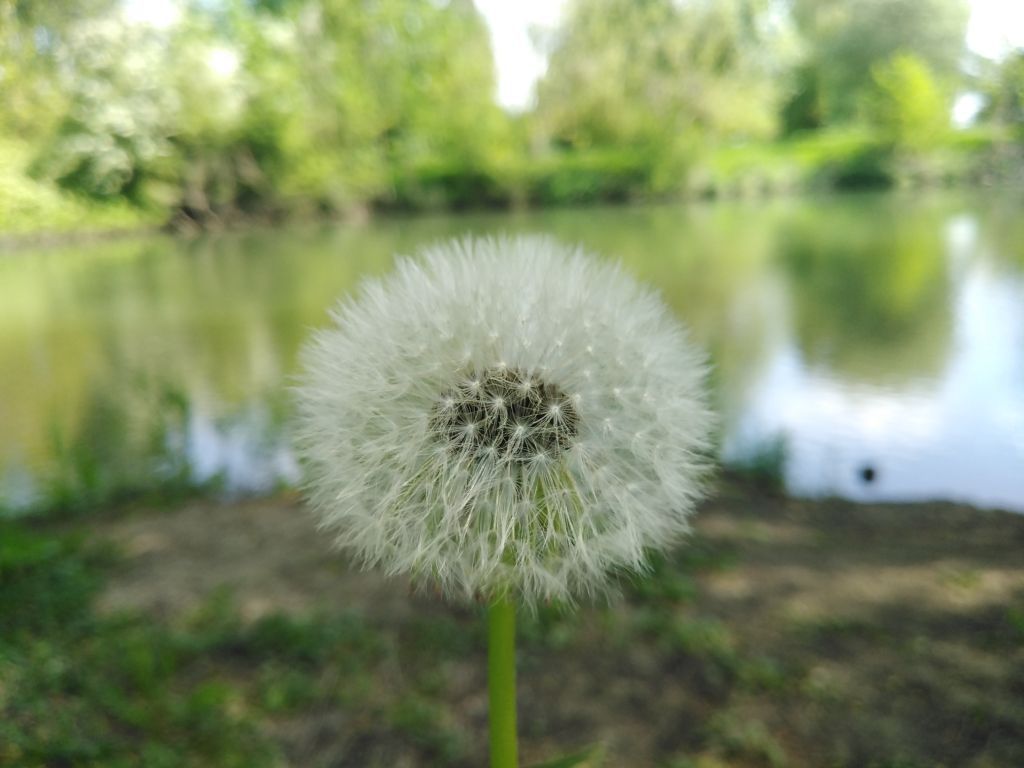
[3,476,1022,767]
[3,129,1020,250]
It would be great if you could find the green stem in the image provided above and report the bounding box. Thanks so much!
[488,596,519,768]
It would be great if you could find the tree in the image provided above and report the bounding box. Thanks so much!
[782,0,968,129]
[0,0,117,136]
[864,54,949,149]
[230,0,509,210]
[29,17,178,201]
[980,50,1024,133]
[534,0,786,151]
[23,0,510,215]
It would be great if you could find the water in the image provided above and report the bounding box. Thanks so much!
[2,190,1023,513]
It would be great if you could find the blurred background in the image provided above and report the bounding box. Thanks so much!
[2,0,1023,515]
[2,1,1024,767]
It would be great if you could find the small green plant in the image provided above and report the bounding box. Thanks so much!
[729,435,788,493]
[389,696,467,763]
[0,526,275,767]
[706,713,788,768]
[1007,606,1024,638]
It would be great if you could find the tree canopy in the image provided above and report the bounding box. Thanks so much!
[2,0,1015,222]
[535,0,787,149]
[782,0,969,130]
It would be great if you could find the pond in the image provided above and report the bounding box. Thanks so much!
[2,190,1023,514]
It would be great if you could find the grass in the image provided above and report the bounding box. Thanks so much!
[0,520,486,767]
[3,481,1024,766]
[0,526,273,766]
[0,378,266,520]
[0,516,716,767]
[386,129,1014,213]
[695,126,1013,196]
[0,499,760,766]
[2,129,1017,239]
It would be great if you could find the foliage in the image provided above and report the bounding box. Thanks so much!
[783,0,968,127]
[727,436,788,493]
[0,137,154,235]
[214,0,512,216]
[534,0,785,157]
[863,54,950,149]
[40,378,199,516]
[30,19,178,201]
[0,0,119,137]
[0,528,279,766]
[0,0,1011,231]
[14,0,510,220]
[0,522,467,767]
[981,49,1024,132]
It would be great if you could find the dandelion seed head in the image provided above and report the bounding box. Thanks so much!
[294,235,714,605]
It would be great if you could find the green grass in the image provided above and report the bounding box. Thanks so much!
[0,526,273,766]
[704,713,788,768]
[0,517,719,767]
[4,129,1016,238]
[1,379,221,520]
[3,498,1023,767]
[0,518,498,767]
[694,126,1011,196]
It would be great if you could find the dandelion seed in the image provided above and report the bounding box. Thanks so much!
[294,235,714,606]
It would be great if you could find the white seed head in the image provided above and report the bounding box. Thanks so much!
[294,235,714,605]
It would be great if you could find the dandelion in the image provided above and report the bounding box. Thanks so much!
[294,235,713,766]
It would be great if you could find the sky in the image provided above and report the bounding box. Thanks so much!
[125,0,1024,111]
[471,0,567,111]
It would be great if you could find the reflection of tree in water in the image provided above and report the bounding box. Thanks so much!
[971,192,1024,271]
[531,202,792,441]
[44,375,193,513]
[35,368,296,515]
[779,199,952,383]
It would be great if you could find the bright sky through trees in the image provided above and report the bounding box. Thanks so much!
[123,0,1024,110]
[484,0,1023,109]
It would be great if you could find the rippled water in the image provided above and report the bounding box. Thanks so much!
[2,190,1022,512]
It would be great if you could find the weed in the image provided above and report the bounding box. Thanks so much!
[705,712,788,768]
[1007,605,1024,638]
[388,695,466,764]
[727,435,788,493]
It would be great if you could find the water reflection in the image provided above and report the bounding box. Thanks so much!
[778,196,952,383]
[1,190,1022,513]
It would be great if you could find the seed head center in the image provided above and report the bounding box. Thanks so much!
[433,366,579,460]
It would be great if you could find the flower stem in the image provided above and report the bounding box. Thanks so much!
[488,596,518,768]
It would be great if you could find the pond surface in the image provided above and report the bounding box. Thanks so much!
[2,190,1023,513]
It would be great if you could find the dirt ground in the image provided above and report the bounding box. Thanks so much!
[93,479,1024,767]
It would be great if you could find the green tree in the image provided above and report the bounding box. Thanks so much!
[0,0,117,136]
[981,50,1024,133]
[863,54,949,149]
[29,18,178,201]
[534,0,786,153]
[782,0,968,129]
[223,0,510,212]
[23,0,510,216]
